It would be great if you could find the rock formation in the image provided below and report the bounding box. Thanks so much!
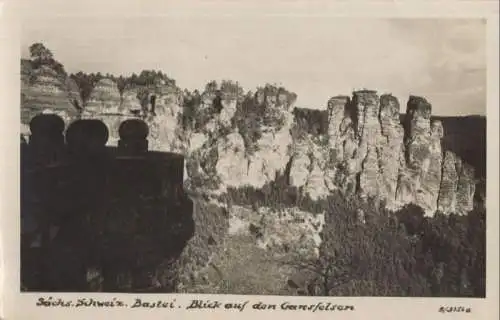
[352,90,384,199]
[21,64,80,126]
[245,87,295,189]
[20,64,484,216]
[146,86,185,154]
[84,78,122,115]
[287,91,479,216]
[437,151,459,214]
[394,97,444,214]
[121,88,143,114]
[378,94,405,208]
[327,96,350,160]
[455,159,476,214]
[65,77,83,111]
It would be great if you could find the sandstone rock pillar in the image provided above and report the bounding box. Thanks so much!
[379,94,404,207]
[437,151,459,214]
[397,96,438,214]
[327,96,350,163]
[456,159,476,214]
[417,120,444,213]
[352,90,382,199]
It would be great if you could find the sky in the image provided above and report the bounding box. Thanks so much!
[19,1,487,116]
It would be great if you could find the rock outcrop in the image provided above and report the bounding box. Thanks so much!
[146,86,185,154]
[286,91,479,216]
[437,151,460,214]
[378,94,405,208]
[455,158,476,214]
[20,63,483,217]
[288,109,333,200]
[352,90,384,199]
[228,206,325,258]
[84,78,122,115]
[120,88,143,114]
[21,64,80,126]
[242,88,295,189]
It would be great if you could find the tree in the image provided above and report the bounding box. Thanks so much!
[29,43,54,62]
[136,87,150,115]
[28,42,67,79]
[116,75,127,95]
[205,80,218,93]
[70,72,104,104]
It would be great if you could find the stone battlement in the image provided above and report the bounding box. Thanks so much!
[21,114,194,292]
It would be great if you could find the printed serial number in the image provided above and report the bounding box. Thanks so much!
[438,306,471,313]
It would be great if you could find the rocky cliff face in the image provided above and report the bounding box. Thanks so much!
[286,91,480,216]
[21,62,80,126]
[84,78,122,115]
[20,68,483,216]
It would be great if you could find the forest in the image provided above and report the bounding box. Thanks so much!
[312,194,486,297]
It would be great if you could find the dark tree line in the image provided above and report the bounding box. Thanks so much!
[69,70,176,105]
[296,194,487,297]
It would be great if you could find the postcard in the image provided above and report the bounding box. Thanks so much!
[0,1,498,319]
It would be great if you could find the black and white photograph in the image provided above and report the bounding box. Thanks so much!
[9,0,495,304]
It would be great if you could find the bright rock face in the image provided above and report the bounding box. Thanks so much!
[289,133,312,189]
[242,88,295,189]
[21,65,79,125]
[228,206,325,258]
[419,120,444,213]
[397,96,434,213]
[85,78,122,114]
[378,94,404,208]
[327,96,350,155]
[121,89,142,114]
[154,85,183,116]
[303,140,331,200]
[405,96,433,168]
[288,112,332,200]
[247,121,293,188]
[148,87,185,154]
[399,97,446,214]
[334,116,358,196]
[215,133,248,190]
[352,91,383,199]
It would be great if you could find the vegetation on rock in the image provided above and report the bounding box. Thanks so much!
[28,43,67,81]
[70,70,177,105]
